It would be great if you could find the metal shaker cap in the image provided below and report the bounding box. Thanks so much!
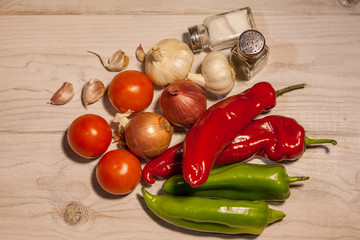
[238,30,265,59]
[188,25,205,52]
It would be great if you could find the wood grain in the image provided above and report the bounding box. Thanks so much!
[0,0,359,15]
[0,1,359,239]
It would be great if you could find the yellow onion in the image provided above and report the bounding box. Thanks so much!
[160,80,207,127]
[125,112,173,159]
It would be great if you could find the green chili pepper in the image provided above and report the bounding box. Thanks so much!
[162,163,309,201]
[141,187,285,235]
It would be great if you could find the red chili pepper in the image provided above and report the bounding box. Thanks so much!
[142,142,183,184]
[182,82,269,187]
[216,115,337,165]
[142,115,336,184]
[182,82,306,187]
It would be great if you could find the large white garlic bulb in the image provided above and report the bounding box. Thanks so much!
[145,38,194,86]
[187,51,235,96]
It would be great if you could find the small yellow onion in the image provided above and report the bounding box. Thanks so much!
[145,38,194,86]
[124,112,174,159]
[160,80,207,127]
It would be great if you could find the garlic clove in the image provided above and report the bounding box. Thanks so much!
[136,44,146,62]
[87,49,129,72]
[82,79,106,109]
[50,82,74,105]
[107,49,129,71]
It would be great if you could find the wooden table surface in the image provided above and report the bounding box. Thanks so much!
[1,0,359,239]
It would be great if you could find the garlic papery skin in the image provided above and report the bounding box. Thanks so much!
[113,110,133,141]
[88,49,129,72]
[113,110,133,132]
[50,82,74,105]
[82,79,106,109]
[187,51,235,96]
[145,38,194,86]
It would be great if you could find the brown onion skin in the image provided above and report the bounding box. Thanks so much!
[125,112,173,159]
[160,80,207,127]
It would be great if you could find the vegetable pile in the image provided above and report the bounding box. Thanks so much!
[51,25,337,237]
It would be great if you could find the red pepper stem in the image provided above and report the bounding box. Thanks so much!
[305,136,337,146]
[275,83,306,97]
[288,176,310,183]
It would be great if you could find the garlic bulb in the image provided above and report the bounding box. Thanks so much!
[145,38,194,86]
[187,51,235,96]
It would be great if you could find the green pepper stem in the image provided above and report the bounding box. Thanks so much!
[305,136,337,146]
[288,176,310,183]
[269,209,286,224]
[275,83,306,97]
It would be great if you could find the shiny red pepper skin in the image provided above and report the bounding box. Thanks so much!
[182,82,277,187]
[142,115,335,184]
[142,142,183,184]
[216,115,305,164]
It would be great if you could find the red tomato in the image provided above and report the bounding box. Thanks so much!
[96,149,142,195]
[67,114,112,159]
[108,70,154,113]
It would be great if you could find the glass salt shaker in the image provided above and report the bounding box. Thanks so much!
[230,29,269,80]
[187,7,256,52]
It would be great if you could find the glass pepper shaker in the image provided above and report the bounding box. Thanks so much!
[230,29,269,80]
[187,7,256,52]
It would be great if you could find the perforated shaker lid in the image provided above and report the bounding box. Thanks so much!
[238,30,265,59]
